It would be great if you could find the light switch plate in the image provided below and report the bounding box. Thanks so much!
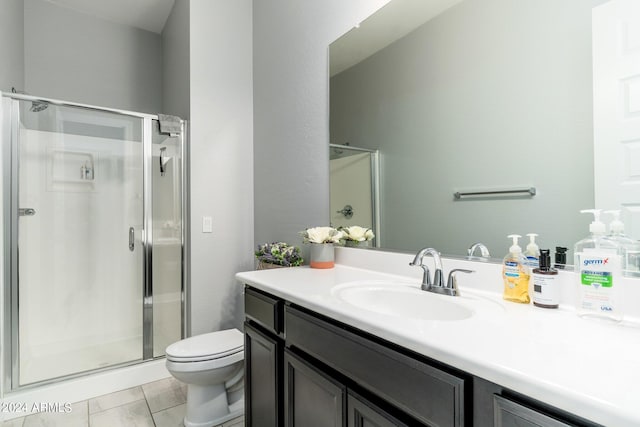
[202,216,213,233]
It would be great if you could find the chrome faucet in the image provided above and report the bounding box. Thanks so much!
[468,242,490,259]
[410,247,473,296]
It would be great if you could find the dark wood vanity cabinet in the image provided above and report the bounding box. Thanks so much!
[244,285,601,427]
[284,349,346,426]
[244,287,283,427]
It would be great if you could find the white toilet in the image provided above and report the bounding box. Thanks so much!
[166,328,245,427]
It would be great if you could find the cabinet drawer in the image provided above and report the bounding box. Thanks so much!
[494,395,573,427]
[285,306,465,427]
[245,287,283,335]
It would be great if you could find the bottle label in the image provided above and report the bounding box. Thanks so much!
[576,251,620,315]
[503,260,530,303]
[504,261,521,281]
[525,256,539,269]
[533,273,559,306]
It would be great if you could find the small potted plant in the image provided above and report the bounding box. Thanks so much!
[301,226,344,269]
[255,242,304,270]
[339,226,375,247]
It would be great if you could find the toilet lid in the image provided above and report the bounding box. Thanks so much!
[166,328,243,362]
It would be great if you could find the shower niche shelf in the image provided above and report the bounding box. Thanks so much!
[47,149,98,193]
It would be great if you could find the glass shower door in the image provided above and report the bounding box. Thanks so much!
[151,119,183,357]
[14,100,145,385]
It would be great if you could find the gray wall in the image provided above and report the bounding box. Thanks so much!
[0,0,24,93]
[331,0,599,256]
[189,0,253,335]
[162,0,190,119]
[253,0,390,255]
[23,0,163,114]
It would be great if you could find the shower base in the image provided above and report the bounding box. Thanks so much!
[20,336,142,386]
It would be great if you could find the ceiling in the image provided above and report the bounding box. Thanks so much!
[330,0,463,76]
[46,0,175,34]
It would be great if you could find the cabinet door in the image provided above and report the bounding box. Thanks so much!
[284,349,346,427]
[245,322,282,427]
[347,393,410,427]
[285,306,465,426]
[494,395,574,427]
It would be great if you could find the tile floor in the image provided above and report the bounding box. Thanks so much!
[2,377,244,427]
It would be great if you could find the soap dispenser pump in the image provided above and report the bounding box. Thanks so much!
[605,209,640,275]
[502,234,530,304]
[574,209,623,321]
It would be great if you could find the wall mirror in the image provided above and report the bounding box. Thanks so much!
[329,0,640,263]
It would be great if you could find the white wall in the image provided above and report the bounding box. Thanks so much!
[0,0,24,93]
[23,0,163,114]
[162,0,190,119]
[189,0,254,335]
[252,0,390,256]
[330,0,600,255]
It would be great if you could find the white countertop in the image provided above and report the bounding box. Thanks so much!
[236,250,640,426]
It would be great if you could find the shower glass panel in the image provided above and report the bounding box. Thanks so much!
[151,120,183,357]
[14,100,144,385]
[329,144,381,247]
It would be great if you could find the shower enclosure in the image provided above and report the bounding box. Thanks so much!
[329,144,380,247]
[1,93,186,390]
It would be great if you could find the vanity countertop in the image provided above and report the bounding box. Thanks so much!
[236,259,640,426]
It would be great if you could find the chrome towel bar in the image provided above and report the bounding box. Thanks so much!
[453,187,536,200]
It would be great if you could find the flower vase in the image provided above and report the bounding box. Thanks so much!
[309,243,335,269]
[257,261,285,270]
[345,240,371,248]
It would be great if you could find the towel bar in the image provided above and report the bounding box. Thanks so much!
[453,187,536,200]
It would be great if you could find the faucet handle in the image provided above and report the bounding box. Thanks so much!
[446,269,474,296]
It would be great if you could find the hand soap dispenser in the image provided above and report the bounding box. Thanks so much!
[524,233,540,269]
[574,209,623,322]
[502,234,530,304]
[605,209,640,276]
[532,249,559,308]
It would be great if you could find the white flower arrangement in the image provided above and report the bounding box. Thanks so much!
[301,226,344,244]
[339,226,375,243]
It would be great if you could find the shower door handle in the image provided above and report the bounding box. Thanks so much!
[129,227,135,251]
[18,208,36,216]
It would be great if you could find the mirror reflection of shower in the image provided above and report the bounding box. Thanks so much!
[329,143,381,247]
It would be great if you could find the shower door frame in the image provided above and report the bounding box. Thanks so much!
[2,93,188,391]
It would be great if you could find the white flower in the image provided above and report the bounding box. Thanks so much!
[302,226,343,244]
[342,226,375,242]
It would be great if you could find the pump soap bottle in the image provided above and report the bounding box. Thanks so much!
[574,209,623,322]
[532,249,559,308]
[524,233,540,269]
[502,234,530,304]
[554,247,567,269]
[605,210,640,276]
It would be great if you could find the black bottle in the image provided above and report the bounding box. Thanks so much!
[554,246,567,269]
[533,249,559,309]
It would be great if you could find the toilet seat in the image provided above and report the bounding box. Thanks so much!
[166,329,243,363]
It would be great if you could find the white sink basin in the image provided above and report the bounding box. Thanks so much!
[332,280,502,321]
